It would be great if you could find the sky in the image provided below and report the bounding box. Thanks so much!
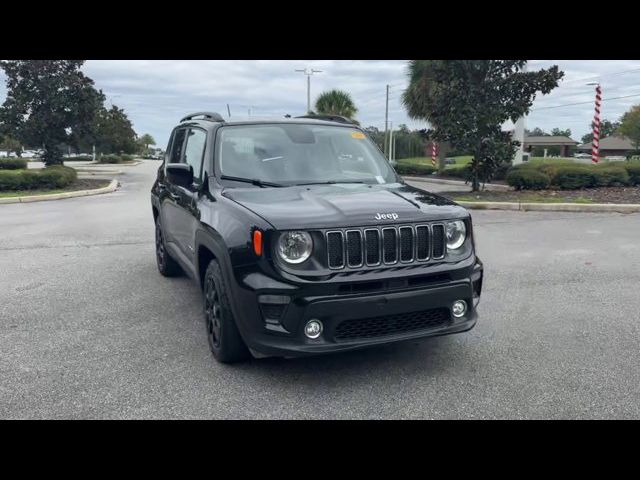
[1,60,640,149]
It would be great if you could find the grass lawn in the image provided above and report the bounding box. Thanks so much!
[450,193,594,204]
[0,179,110,198]
[439,186,640,204]
[397,156,472,169]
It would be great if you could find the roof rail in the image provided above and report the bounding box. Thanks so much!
[295,114,354,124]
[180,112,225,123]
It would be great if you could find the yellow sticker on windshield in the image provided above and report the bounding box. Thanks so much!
[351,132,365,139]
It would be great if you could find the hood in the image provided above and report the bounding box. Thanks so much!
[222,182,468,230]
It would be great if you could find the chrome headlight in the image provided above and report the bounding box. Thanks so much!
[277,231,313,264]
[446,220,466,250]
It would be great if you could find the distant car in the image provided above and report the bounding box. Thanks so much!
[605,156,626,161]
[574,153,592,159]
[445,158,456,165]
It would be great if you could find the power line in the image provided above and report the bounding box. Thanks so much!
[532,92,640,111]
[559,67,640,85]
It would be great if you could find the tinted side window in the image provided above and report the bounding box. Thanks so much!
[183,128,206,181]
[169,128,187,164]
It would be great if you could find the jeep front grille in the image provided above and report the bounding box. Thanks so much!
[326,223,446,270]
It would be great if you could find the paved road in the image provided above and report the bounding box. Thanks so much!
[1,160,639,419]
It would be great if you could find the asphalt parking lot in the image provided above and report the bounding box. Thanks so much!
[1,160,639,419]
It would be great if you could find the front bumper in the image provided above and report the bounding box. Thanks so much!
[228,257,483,358]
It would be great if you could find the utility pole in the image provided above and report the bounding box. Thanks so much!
[388,121,394,162]
[295,68,323,113]
[227,104,231,117]
[384,84,389,157]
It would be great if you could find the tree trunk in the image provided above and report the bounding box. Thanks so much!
[43,144,64,167]
[471,145,482,192]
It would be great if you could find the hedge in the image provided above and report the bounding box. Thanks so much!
[0,158,28,170]
[625,162,640,185]
[97,154,136,164]
[552,166,597,189]
[394,163,436,176]
[506,169,550,190]
[0,166,77,191]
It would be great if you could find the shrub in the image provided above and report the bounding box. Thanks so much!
[492,162,512,181]
[65,155,93,162]
[98,154,122,164]
[394,162,436,176]
[552,166,597,189]
[506,169,550,190]
[120,154,134,162]
[593,166,629,187]
[624,162,640,185]
[0,158,28,170]
[439,165,472,180]
[0,166,77,191]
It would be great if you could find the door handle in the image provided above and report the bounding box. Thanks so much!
[169,192,180,201]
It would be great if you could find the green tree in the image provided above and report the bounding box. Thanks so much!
[402,60,563,190]
[619,105,640,150]
[314,89,358,120]
[138,133,156,153]
[526,127,548,136]
[92,105,138,155]
[551,128,571,137]
[581,119,620,144]
[0,60,104,166]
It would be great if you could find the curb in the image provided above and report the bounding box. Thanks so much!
[0,178,119,205]
[403,176,510,190]
[81,160,142,167]
[74,168,124,176]
[456,200,640,213]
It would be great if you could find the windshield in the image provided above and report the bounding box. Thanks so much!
[216,124,398,186]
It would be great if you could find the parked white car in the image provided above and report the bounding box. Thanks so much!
[574,153,592,159]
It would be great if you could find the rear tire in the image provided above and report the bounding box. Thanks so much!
[155,216,181,277]
[203,259,250,363]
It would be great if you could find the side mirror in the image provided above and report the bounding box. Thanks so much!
[167,163,193,188]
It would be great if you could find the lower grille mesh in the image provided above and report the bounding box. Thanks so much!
[334,308,451,341]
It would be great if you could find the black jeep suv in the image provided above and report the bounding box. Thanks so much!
[151,112,483,363]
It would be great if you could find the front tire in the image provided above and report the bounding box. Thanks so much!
[203,259,250,363]
[155,216,181,277]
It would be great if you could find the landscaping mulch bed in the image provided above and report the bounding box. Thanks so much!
[0,178,109,198]
[439,186,640,204]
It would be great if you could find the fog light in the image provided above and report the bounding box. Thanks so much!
[452,300,467,318]
[304,319,323,339]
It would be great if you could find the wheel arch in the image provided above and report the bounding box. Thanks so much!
[195,226,229,290]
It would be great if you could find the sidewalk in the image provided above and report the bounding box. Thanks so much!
[403,175,509,193]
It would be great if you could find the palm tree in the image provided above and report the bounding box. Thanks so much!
[402,60,445,171]
[314,90,358,120]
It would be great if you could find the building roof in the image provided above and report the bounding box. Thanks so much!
[577,135,635,151]
[523,135,579,146]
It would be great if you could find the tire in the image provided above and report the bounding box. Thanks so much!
[155,216,181,277]
[203,259,251,363]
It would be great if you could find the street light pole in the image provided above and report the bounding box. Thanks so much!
[295,68,323,113]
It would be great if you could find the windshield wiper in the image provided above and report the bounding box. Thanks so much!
[220,175,284,188]
[295,180,366,186]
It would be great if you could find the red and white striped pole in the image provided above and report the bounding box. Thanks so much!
[591,84,602,163]
[431,141,437,167]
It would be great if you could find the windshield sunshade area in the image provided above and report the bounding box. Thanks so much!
[216,124,398,186]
